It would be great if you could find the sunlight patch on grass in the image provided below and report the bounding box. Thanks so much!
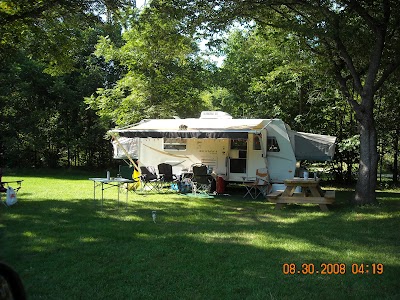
[270,238,320,252]
[22,231,37,238]
[132,232,154,239]
[195,231,257,245]
[342,211,400,222]
[79,236,102,243]
[25,236,59,253]
[96,211,145,222]
[49,207,72,214]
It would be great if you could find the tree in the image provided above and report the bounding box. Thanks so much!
[375,74,400,184]
[87,5,211,126]
[0,0,135,74]
[0,2,125,168]
[154,0,400,205]
[218,26,319,124]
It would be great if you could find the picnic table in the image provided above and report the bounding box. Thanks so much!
[266,177,335,211]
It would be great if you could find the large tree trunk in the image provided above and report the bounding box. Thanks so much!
[353,108,378,205]
[393,128,399,184]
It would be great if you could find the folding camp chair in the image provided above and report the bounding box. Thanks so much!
[243,168,272,199]
[140,166,162,191]
[192,164,212,194]
[119,165,141,192]
[0,168,23,206]
[157,163,177,188]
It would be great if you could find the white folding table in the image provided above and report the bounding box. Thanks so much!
[89,177,134,208]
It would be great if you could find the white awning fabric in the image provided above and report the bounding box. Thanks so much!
[110,118,266,139]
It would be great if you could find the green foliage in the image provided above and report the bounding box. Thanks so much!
[0,0,132,74]
[214,26,335,131]
[88,6,211,126]
[0,18,122,168]
[338,135,360,154]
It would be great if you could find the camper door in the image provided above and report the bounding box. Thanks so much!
[228,138,247,181]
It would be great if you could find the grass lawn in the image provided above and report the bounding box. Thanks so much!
[1,169,399,299]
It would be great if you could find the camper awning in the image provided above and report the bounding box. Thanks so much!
[111,129,252,139]
[109,118,267,139]
[290,131,336,161]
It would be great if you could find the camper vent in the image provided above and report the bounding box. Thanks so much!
[200,111,233,119]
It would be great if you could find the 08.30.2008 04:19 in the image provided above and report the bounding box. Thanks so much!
[282,263,384,275]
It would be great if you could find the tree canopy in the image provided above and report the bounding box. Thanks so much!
[86,6,212,125]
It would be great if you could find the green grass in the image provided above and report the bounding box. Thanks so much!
[1,169,399,299]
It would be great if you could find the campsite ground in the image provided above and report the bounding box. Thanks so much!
[1,169,399,299]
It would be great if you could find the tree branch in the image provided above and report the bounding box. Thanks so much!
[333,61,363,120]
[374,60,400,92]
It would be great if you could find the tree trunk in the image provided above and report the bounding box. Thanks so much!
[393,128,399,184]
[354,114,378,205]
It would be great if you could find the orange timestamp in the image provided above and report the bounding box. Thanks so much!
[282,263,384,275]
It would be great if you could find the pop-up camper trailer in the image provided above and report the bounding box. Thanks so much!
[109,111,336,183]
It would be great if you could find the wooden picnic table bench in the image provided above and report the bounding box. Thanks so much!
[266,178,335,211]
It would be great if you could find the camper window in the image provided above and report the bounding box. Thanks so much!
[231,139,247,150]
[253,135,261,150]
[164,138,187,151]
[267,137,280,152]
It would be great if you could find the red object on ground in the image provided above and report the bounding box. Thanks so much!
[216,176,225,194]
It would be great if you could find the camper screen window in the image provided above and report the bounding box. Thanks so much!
[164,138,187,151]
[253,135,261,150]
[231,139,247,150]
[267,137,280,152]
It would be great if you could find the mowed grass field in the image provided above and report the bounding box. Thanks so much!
[1,169,399,299]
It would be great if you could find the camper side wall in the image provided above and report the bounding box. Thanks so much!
[138,138,229,176]
[264,121,296,183]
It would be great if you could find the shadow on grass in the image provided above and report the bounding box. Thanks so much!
[1,192,399,299]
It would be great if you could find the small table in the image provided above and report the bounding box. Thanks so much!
[267,178,335,211]
[89,178,134,208]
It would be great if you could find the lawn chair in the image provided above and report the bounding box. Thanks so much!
[243,168,271,199]
[157,163,177,188]
[0,168,23,206]
[140,166,162,191]
[192,164,212,194]
[119,165,141,192]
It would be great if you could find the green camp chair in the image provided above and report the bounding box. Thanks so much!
[119,165,141,191]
